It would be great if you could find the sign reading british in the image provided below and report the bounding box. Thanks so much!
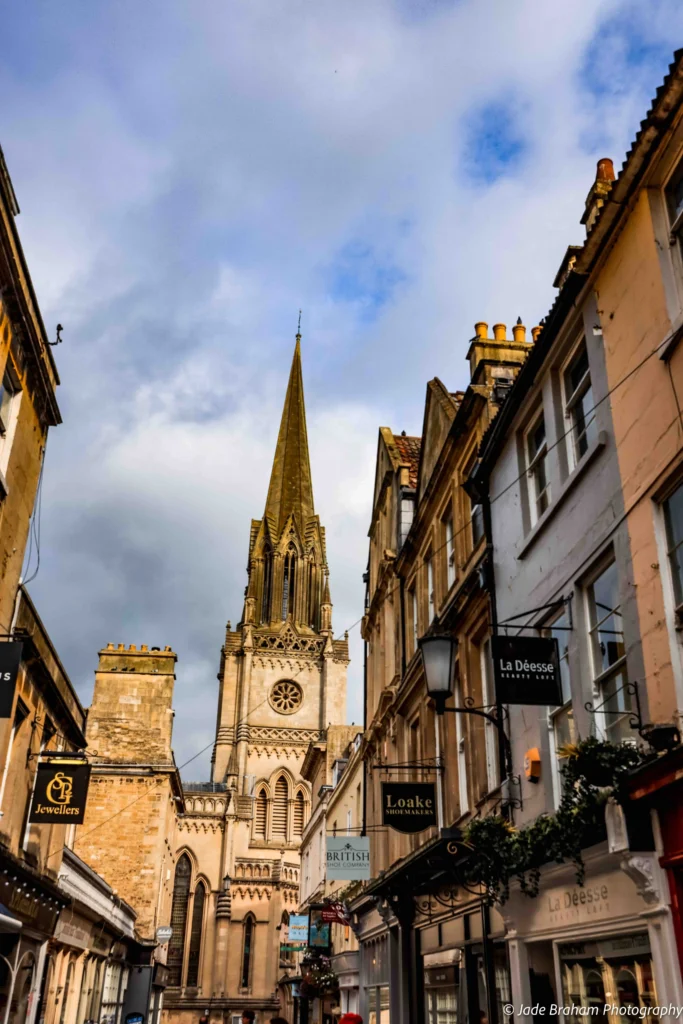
[491,635,562,706]
[29,760,92,824]
[326,836,371,880]
[0,642,22,718]
[381,782,437,834]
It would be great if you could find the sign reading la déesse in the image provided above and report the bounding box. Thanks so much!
[491,635,562,706]
[29,760,92,824]
[382,782,436,834]
[0,642,23,718]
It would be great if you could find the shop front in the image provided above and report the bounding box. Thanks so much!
[0,845,69,1024]
[501,843,683,1017]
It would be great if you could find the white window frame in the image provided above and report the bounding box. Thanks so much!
[543,610,575,808]
[480,639,499,793]
[454,672,469,815]
[426,555,435,623]
[561,338,596,470]
[524,409,551,524]
[585,559,632,744]
[0,366,22,477]
[444,511,456,589]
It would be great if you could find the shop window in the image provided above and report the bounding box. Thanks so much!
[663,481,683,620]
[186,881,206,988]
[545,610,576,806]
[100,961,124,1024]
[9,951,36,1024]
[88,959,104,1022]
[559,933,656,1013]
[253,788,267,840]
[241,915,255,990]
[525,411,550,523]
[168,854,192,986]
[272,777,289,839]
[586,560,631,743]
[563,341,597,466]
[363,935,390,1024]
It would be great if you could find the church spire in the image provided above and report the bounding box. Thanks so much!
[263,330,315,540]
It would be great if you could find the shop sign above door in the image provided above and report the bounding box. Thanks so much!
[382,782,437,833]
[29,760,92,824]
[491,635,562,706]
[326,836,371,880]
[0,642,23,718]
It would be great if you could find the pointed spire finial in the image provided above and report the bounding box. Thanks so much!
[297,309,302,340]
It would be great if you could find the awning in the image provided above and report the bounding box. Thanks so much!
[0,903,22,932]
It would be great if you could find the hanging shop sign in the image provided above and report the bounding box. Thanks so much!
[0,642,23,718]
[308,906,332,951]
[326,836,371,881]
[320,901,349,925]
[29,760,92,824]
[382,782,436,834]
[491,635,562,706]
[288,914,309,943]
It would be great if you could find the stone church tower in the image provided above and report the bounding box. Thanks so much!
[164,334,349,1024]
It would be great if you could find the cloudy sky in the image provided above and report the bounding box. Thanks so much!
[2,0,681,777]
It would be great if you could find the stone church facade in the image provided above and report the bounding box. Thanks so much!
[162,335,349,1022]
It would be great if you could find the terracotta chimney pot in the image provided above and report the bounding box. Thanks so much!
[493,323,506,341]
[474,322,488,339]
[512,319,526,343]
[596,157,615,183]
[531,326,542,342]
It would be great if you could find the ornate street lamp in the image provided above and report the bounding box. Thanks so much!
[418,635,458,715]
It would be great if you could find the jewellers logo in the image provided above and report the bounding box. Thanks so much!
[382,782,436,834]
[30,761,91,824]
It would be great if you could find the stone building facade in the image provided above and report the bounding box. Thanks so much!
[161,336,349,1024]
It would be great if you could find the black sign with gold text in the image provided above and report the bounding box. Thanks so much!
[0,642,23,718]
[491,635,562,706]
[382,782,437,833]
[30,761,91,824]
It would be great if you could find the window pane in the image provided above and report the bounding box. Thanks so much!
[528,416,546,461]
[572,384,597,457]
[472,504,485,546]
[588,562,625,672]
[565,345,589,397]
[665,485,683,605]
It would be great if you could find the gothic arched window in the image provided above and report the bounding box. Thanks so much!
[272,776,289,840]
[282,546,297,620]
[293,791,305,837]
[241,915,255,990]
[254,788,267,839]
[186,881,206,988]
[280,911,292,963]
[168,854,192,986]
[261,546,272,624]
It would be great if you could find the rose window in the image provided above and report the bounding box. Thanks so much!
[270,680,303,715]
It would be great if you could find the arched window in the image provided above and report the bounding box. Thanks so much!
[254,788,267,839]
[272,777,289,840]
[293,791,305,838]
[241,915,255,990]
[282,546,297,620]
[186,882,206,988]
[168,854,192,986]
[261,546,272,624]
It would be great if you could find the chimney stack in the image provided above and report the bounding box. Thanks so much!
[582,157,615,233]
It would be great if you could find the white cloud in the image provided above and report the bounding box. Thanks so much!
[3,0,680,773]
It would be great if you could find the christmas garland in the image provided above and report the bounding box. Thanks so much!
[461,737,651,903]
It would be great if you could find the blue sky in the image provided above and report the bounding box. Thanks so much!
[1,0,681,775]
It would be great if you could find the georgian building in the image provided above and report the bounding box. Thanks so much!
[162,335,349,1024]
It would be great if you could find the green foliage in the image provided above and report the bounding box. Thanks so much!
[461,737,651,904]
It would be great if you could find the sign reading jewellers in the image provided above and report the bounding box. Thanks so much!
[326,836,371,881]
[382,782,436,834]
[29,759,92,824]
[0,642,23,718]
[491,635,562,706]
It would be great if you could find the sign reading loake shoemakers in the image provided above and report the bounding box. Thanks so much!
[491,635,562,706]
[29,759,92,824]
[382,782,437,833]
